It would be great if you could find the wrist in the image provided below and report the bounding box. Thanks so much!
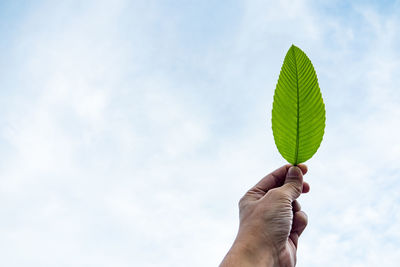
[220,238,277,267]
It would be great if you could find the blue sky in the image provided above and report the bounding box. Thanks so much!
[0,0,400,266]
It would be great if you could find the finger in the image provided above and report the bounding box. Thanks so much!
[289,211,308,248]
[279,166,304,201]
[297,164,308,175]
[302,181,310,193]
[292,200,301,213]
[243,164,291,201]
[299,164,309,193]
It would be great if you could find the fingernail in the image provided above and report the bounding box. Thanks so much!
[288,166,301,177]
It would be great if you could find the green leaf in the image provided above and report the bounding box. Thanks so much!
[271,45,325,165]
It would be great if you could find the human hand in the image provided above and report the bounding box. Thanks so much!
[220,164,310,267]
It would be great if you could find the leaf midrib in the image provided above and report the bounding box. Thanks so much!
[292,47,300,165]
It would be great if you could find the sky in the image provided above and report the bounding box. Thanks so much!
[0,0,400,266]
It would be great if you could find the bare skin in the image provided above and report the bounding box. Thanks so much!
[220,164,309,267]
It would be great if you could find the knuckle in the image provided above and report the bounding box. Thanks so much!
[238,196,247,208]
[301,211,309,225]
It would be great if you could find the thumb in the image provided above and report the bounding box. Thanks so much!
[279,166,303,201]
